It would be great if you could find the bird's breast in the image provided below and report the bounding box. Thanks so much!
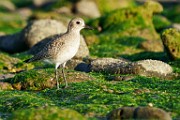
[55,37,80,64]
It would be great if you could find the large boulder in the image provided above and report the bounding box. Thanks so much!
[74,0,100,18]
[89,1,164,54]
[0,33,26,53]
[22,19,67,48]
[0,19,67,53]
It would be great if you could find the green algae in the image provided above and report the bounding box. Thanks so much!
[0,1,179,120]
[11,68,55,90]
[0,73,180,119]
[0,12,26,34]
[9,106,86,120]
[0,91,54,113]
[95,0,136,15]
[153,15,171,32]
[87,1,164,58]
[0,52,34,73]
[162,28,180,60]
[162,4,180,23]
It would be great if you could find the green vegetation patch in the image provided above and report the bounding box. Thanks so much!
[11,68,55,90]
[0,90,54,113]
[9,106,86,120]
[87,1,163,58]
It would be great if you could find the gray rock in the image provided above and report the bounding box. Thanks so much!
[23,19,67,48]
[107,106,172,120]
[75,0,100,18]
[135,59,173,76]
[33,0,54,7]
[172,23,180,30]
[17,8,33,20]
[74,35,90,59]
[90,57,133,74]
[54,6,72,15]
[66,59,91,72]
[0,0,16,11]
[0,73,15,80]
[0,19,67,53]
[0,32,27,53]
[139,40,164,52]
[90,58,174,79]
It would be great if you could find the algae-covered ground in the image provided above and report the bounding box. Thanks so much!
[0,0,180,120]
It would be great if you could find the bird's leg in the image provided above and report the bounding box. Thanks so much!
[62,62,68,88]
[55,64,60,90]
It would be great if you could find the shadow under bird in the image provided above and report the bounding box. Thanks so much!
[24,17,93,89]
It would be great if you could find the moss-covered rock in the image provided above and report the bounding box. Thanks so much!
[9,106,86,120]
[95,0,136,14]
[11,68,93,90]
[99,0,162,40]
[107,106,172,120]
[87,1,164,57]
[161,28,180,60]
[0,82,13,90]
[11,69,55,90]
[0,52,34,73]
[0,91,54,113]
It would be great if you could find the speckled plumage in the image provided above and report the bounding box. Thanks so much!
[25,17,92,89]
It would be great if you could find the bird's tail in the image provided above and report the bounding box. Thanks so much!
[23,58,32,63]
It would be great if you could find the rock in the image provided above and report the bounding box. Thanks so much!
[55,6,72,15]
[95,0,163,41]
[0,33,27,53]
[107,106,172,120]
[22,19,67,48]
[135,59,173,77]
[33,0,54,7]
[16,8,33,20]
[161,28,180,60]
[66,59,91,72]
[90,57,133,74]
[28,34,89,59]
[10,106,87,120]
[0,73,15,80]
[0,82,13,90]
[139,40,164,52]
[73,35,90,59]
[0,52,34,73]
[74,0,100,18]
[11,69,93,90]
[0,0,16,11]
[90,58,174,79]
[95,0,136,14]
[0,32,5,36]
[172,23,180,31]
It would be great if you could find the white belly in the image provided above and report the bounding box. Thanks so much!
[55,41,80,64]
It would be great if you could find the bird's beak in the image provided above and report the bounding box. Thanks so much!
[84,25,94,30]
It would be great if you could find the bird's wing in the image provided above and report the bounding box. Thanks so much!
[24,35,65,63]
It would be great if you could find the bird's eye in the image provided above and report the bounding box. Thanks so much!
[76,21,80,24]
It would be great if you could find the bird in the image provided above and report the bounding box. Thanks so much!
[24,17,93,89]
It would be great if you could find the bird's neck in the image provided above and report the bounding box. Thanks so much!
[66,29,81,37]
